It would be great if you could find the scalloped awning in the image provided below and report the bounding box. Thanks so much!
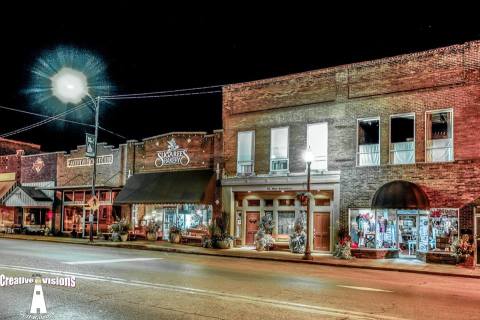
[371,180,430,210]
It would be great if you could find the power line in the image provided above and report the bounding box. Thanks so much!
[101,83,227,99]
[103,90,222,101]
[0,105,127,139]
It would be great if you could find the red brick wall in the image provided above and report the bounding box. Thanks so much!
[0,154,22,182]
[21,153,60,184]
[0,138,41,156]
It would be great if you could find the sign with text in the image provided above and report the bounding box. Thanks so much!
[155,138,190,167]
[85,133,96,158]
[67,155,114,168]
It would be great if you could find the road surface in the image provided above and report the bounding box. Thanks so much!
[0,239,479,319]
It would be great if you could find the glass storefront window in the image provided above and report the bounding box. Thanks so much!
[278,211,295,235]
[429,208,459,251]
[350,209,376,248]
[375,209,397,249]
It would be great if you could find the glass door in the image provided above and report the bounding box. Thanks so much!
[163,207,177,240]
[397,214,418,257]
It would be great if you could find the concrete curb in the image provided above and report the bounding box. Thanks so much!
[2,235,479,279]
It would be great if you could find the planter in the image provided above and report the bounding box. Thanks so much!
[111,232,121,242]
[217,239,233,249]
[169,233,181,243]
[147,232,157,241]
[120,233,128,242]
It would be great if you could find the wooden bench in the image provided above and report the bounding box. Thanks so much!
[181,228,208,245]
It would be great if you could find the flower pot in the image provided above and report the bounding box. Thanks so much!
[217,239,232,249]
[170,233,181,243]
[120,233,128,242]
[147,232,157,241]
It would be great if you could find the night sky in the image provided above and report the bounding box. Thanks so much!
[0,2,479,152]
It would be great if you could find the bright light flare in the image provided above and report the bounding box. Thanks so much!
[51,67,88,104]
[304,148,314,163]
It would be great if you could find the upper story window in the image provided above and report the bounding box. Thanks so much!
[270,127,289,172]
[390,114,415,164]
[237,131,255,175]
[357,118,380,166]
[426,110,453,162]
[307,122,328,171]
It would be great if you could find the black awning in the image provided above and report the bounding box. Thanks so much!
[114,170,214,205]
[371,180,430,210]
[21,186,51,202]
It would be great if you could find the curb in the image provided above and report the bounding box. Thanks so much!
[2,235,479,279]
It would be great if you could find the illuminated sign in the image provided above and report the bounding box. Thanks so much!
[67,155,113,168]
[155,138,190,167]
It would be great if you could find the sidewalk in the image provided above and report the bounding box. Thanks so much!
[2,233,480,279]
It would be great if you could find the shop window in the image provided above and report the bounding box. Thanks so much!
[278,199,295,206]
[264,199,274,207]
[270,127,289,172]
[100,190,111,202]
[426,110,453,162]
[73,191,84,202]
[314,198,330,206]
[429,208,459,251]
[390,114,415,164]
[247,199,260,207]
[278,211,295,235]
[307,122,328,171]
[357,118,380,166]
[237,131,255,175]
[375,210,397,249]
[349,209,376,248]
[64,191,74,202]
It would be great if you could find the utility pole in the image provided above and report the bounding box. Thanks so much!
[89,97,100,243]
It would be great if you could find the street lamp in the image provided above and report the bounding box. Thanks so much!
[303,148,314,260]
[51,67,101,243]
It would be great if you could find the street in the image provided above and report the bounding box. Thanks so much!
[0,239,479,320]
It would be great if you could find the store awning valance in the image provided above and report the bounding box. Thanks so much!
[4,186,52,208]
[114,170,215,205]
[371,180,430,210]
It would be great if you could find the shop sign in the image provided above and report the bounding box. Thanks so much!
[266,186,293,191]
[430,208,458,218]
[32,157,45,173]
[155,138,190,167]
[67,155,114,168]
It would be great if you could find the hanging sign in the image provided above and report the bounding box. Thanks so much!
[155,138,190,167]
[85,133,96,158]
[86,195,100,211]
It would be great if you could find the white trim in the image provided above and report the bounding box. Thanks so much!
[425,108,454,163]
[389,113,416,165]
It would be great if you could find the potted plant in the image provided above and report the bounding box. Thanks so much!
[109,219,131,242]
[146,221,159,241]
[214,212,234,249]
[289,216,306,253]
[254,214,275,251]
[333,235,353,259]
[109,222,120,242]
[451,234,474,265]
[169,225,181,243]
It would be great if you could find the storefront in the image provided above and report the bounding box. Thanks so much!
[222,173,340,251]
[349,180,459,260]
[115,169,216,240]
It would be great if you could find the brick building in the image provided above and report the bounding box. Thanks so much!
[115,131,223,241]
[56,142,126,237]
[222,40,480,264]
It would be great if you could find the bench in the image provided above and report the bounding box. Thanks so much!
[181,228,208,245]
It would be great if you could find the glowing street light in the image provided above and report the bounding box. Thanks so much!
[302,147,313,260]
[50,67,101,243]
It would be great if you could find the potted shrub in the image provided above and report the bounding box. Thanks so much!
[109,222,121,242]
[289,216,306,253]
[214,212,234,249]
[109,219,131,242]
[169,225,181,243]
[254,214,275,251]
[451,234,474,265]
[146,221,159,241]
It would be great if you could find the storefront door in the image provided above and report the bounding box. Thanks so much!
[397,214,417,257]
[163,207,176,240]
[246,212,260,245]
[314,212,330,251]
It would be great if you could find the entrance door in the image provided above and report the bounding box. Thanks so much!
[314,212,330,251]
[163,207,176,240]
[397,215,417,257]
[475,215,480,266]
[246,212,260,245]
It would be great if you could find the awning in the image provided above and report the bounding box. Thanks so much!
[3,186,52,208]
[0,180,17,203]
[114,170,215,205]
[371,180,430,210]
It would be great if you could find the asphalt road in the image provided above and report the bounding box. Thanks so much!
[0,239,479,320]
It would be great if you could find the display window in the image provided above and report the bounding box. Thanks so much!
[277,211,295,235]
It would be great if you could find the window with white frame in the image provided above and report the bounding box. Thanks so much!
[390,114,415,164]
[357,118,380,166]
[237,131,255,175]
[270,127,289,172]
[307,122,328,170]
[426,110,453,162]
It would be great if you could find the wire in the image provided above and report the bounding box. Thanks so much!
[103,90,222,101]
[101,83,227,99]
